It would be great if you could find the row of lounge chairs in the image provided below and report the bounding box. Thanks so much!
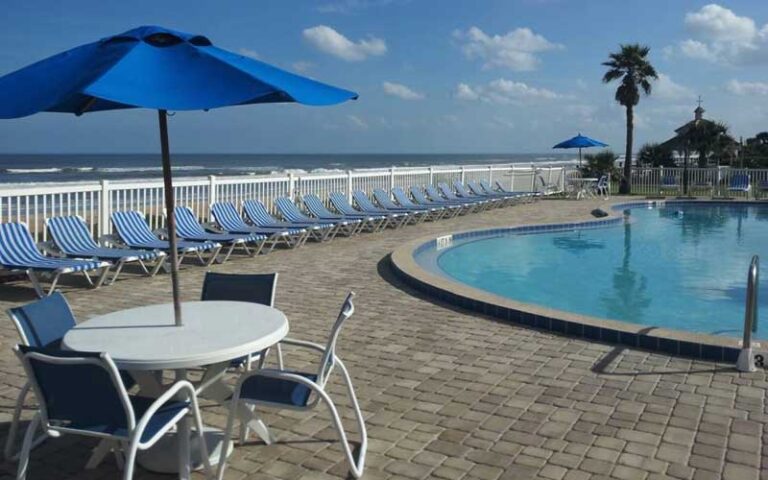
[0,179,537,296]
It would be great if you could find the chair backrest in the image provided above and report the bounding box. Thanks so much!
[467,181,485,196]
[372,189,398,209]
[479,180,496,193]
[408,186,431,204]
[662,175,677,186]
[275,197,310,222]
[46,216,99,254]
[15,346,134,436]
[453,181,471,196]
[242,200,279,226]
[426,185,447,201]
[211,202,249,231]
[353,191,379,212]
[200,272,278,307]
[173,206,206,238]
[111,211,158,244]
[303,194,336,218]
[731,173,750,188]
[8,291,76,348]
[329,192,358,215]
[395,187,418,206]
[596,175,608,188]
[317,292,355,387]
[437,183,457,199]
[0,222,46,266]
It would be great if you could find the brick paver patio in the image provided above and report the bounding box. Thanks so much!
[0,197,765,480]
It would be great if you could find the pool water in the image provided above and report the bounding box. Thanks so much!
[433,203,768,339]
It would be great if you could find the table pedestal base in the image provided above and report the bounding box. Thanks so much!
[137,427,232,474]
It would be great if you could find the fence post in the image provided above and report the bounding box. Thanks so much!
[99,180,110,238]
[208,175,217,213]
[390,167,396,191]
[510,167,516,191]
[347,170,354,202]
[530,163,536,192]
[428,166,434,186]
[288,173,296,200]
[460,166,466,184]
[488,165,493,184]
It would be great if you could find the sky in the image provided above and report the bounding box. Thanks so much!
[1,0,768,154]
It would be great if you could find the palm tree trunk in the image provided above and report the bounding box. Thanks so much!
[621,105,633,194]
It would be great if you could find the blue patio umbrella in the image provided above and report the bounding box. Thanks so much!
[553,133,608,166]
[0,25,358,325]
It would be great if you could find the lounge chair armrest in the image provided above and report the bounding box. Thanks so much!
[202,221,224,233]
[37,241,62,257]
[98,234,123,247]
[153,228,168,239]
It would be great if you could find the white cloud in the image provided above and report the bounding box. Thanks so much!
[453,26,562,71]
[673,4,768,65]
[291,61,313,73]
[653,73,695,100]
[238,48,261,60]
[382,81,424,100]
[346,114,369,129]
[317,0,402,14]
[726,79,768,96]
[454,79,560,104]
[303,25,386,61]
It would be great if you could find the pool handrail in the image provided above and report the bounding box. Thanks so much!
[736,255,759,372]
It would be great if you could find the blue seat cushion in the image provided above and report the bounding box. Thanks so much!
[239,371,317,408]
[131,396,189,443]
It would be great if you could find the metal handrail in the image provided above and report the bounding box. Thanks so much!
[737,255,759,372]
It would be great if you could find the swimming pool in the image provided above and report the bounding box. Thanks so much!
[415,202,767,340]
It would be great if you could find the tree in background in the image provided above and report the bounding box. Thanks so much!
[602,44,658,194]
[743,132,768,167]
[581,149,619,179]
[681,121,735,167]
[638,143,674,167]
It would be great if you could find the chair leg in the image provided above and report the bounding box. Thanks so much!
[5,382,32,460]
[149,256,166,276]
[121,438,139,480]
[189,397,213,479]
[215,390,242,480]
[26,270,45,298]
[108,260,127,285]
[15,412,40,480]
[85,438,115,469]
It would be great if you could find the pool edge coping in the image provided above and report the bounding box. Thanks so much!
[390,199,755,363]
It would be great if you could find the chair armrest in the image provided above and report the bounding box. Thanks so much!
[279,337,327,354]
[133,380,197,440]
[37,241,63,257]
[98,234,122,247]
[202,221,224,233]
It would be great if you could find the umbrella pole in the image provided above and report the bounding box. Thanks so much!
[158,109,183,326]
[579,148,582,167]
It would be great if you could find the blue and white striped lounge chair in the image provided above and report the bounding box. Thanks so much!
[452,181,500,208]
[302,194,369,234]
[240,200,325,244]
[0,222,110,297]
[211,201,308,248]
[329,192,393,230]
[728,173,751,198]
[111,210,220,267]
[425,185,475,213]
[405,187,463,217]
[174,206,264,262]
[274,197,349,240]
[277,196,359,237]
[215,292,366,480]
[387,188,450,220]
[488,180,538,202]
[467,181,518,207]
[46,216,165,284]
[352,190,414,226]
[14,345,212,480]
[438,182,488,211]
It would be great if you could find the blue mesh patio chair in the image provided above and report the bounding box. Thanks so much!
[211,201,309,248]
[174,206,264,262]
[5,293,137,463]
[216,292,366,480]
[328,192,391,230]
[274,197,350,239]
[110,210,220,267]
[301,194,367,234]
[728,173,751,198]
[0,222,110,297]
[14,346,211,480]
[46,216,165,284]
[351,190,414,226]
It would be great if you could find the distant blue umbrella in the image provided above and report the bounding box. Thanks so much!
[553,133,608,166]
[0,25,358,325]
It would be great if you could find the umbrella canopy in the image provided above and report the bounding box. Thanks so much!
[553,133,608,166]
[0,25,358,325]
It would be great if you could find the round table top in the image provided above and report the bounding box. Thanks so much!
[62,301,289,371]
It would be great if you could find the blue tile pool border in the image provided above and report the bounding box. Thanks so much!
[391,200,745,363]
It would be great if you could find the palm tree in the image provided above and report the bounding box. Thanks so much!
[602,44,658,194]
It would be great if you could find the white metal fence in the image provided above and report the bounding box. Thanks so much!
[629,167,768,197]
[0,163,568,242]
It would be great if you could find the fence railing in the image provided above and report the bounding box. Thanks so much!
[628,167,768,197]
[0,163,569,242]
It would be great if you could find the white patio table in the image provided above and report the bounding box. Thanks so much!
[62,300,289,479]
[568,177,598,199]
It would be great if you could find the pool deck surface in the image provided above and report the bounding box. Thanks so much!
[0,196,766,480]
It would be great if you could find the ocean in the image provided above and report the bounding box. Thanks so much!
[0,153,576,184]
